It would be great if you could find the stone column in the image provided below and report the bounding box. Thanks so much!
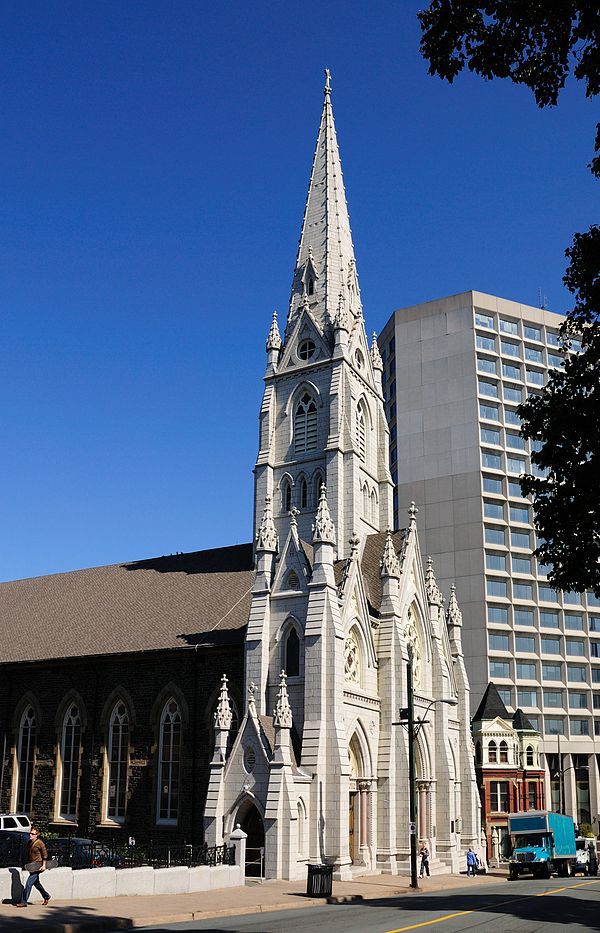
[417,782,427,841]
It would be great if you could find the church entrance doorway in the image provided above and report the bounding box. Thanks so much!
[238,803,265,877]
[348,792,357,863]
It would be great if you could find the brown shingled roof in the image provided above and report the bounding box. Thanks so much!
[0,544,254,664]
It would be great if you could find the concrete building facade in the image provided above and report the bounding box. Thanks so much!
[380,291,600,830]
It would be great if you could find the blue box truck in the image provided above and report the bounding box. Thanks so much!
[508,811,577,879]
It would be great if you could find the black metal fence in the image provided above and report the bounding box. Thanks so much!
[0,836,235,871]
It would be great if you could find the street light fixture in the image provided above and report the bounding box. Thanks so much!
[394,651,458,889]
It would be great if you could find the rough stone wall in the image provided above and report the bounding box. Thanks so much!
[0,646,243,845]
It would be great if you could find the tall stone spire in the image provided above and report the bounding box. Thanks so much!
[287,69,362,334]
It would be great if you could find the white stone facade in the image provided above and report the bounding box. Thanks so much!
[203,77,481,880]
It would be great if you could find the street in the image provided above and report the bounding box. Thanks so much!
[125,876,600,933]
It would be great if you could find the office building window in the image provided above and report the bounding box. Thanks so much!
[569,692,588,709]
[548,353,564,368]
[567,665,587,683]
[480,402,500,421]
[587,592,600,608]
[593,671,600,685]
[570,719,590,736]
[545,718,564,735]
[565,614,584,630]
[501,340,520,357]
[539,585,558,602]
[526,368,545,386]
[518,689,537,707]
[508,479,524,498]
[517,662,537,679]
[481,427,501,445]
[503,362,521,380]
[512,556,531,573]
[563,591,582,605]
[485,526,505,546]
[589,618,600,632]
[488,606,509,625]
[510,505,529,523]
[525,346,543,363]
[483,476,503,494]
[524,325,541,341]
[478,355,497,375]
[594,694,600,709]
[515,608,535,626]
[547,331,560,347]
[514,582,533,600]
[504,385,523,403]
[567,640,585,656]
[484,500,504,520]
[511,530,530,549]
[487,579,507,598]
[490,660,510,678]
[478,379,499,398]
[477,334,496,351]
[591,643,600,658]
[516,636,535,653]
[489,633,510,651]
[486,552,507,572]
[544,690,563,707]
[541,637,561,654]
[505,409,521,427]
[500,319,518,335]
[540,612,560,629]
[497,687,512,706]
[482,449,502,469]
[543,664,562,680]
[507,456,527,475]
[507,433,526,452]
[475,312,494,329]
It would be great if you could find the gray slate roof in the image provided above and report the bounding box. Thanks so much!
[472,682,510,723]
[0,544,254,664]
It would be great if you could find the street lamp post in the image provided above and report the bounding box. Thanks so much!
[395,651,457,889]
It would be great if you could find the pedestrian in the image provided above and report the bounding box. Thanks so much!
[466,847,478,878]
[419,843,430,877]
[16,826,51,907]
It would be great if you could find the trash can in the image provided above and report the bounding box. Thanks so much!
[306,863,334,896]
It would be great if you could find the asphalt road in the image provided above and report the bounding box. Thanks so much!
[127,876,600,933]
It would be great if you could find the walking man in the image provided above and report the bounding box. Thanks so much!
[466,847,478,878]
[16,826,51,907]
[419,843,430,878]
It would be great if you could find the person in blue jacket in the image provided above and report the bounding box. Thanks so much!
[466,847,478,877]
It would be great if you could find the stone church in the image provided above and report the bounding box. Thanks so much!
[0,75,480,880]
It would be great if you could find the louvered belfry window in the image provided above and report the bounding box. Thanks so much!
[294,393,317,452]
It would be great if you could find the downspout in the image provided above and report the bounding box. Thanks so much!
[0,671,12,807]
[191,645,199,845]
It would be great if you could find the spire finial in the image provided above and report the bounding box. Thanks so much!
[256,495,278,553]
[380,528,401,579]
[425,556,443,605]
[273,670,293,729]
[312,484,336,545]
[448,584,463,626]
[408,501,419,527]
[370,332,383,371]
[214,674,233,730]
[324,68,331,96]
[266,311,282,352]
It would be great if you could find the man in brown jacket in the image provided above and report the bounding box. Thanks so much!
[16,826,51,907]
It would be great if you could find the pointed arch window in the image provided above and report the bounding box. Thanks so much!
[488,740,497,764]
[299,477,308,509]
[107,702,129,821]
[370,490,377,524]
[16,706,36,813]
[157,698,182,825]
[362,484,369,517]
[313,472,324,507]
[499,740,509,763]
[59,704,81,820]
[285,627,301,678]
[282,478,292,513]
[356,404,366,461]
[294,393,317,453]
[308,278,314,296]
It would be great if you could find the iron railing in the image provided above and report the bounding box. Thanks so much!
[0,837,235,871]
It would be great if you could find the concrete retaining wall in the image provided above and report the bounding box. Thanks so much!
[0,862,243,902]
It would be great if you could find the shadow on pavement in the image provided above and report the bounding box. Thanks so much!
[0,903,133,931]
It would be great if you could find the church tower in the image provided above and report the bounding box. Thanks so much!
[254,71,393,559]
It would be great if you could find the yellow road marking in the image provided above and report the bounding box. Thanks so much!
[382,878,600,933]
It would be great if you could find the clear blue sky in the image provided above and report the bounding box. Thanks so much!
[2,1,596,582]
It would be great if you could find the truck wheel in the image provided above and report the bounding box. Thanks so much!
[543,864,551,879]
[508,867,517,881]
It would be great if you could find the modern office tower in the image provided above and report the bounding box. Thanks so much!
[380,291,599,827]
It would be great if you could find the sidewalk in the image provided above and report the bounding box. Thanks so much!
[0,869,508,932]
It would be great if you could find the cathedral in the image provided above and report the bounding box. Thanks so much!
[0,75,480,881]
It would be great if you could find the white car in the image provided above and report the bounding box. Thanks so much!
[0,813,32,833]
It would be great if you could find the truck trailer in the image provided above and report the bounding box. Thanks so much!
[508,811,577,879]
